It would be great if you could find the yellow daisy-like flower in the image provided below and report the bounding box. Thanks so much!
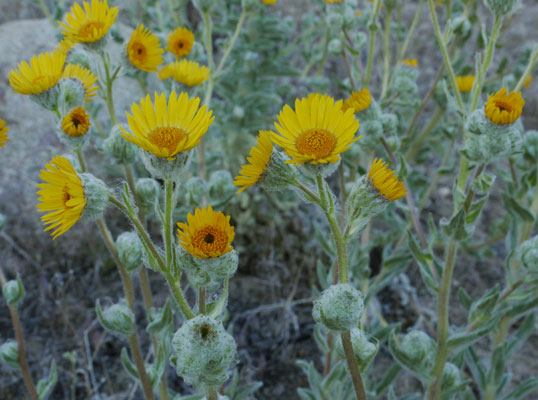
[120,91,214,160]
[126,24,164,72]
[37,155,86,239]
[270,94,360,165]
[59,0,118,44]
[261,0,277,4]
[523,75,532,89]
[234,131,274,193]
[166,27,194,58]
[368,158,407,201]
[177,206,235,259]
[158,60,210,87]
[61,63,99,102]
[62,106,91,137]
[56,38,76,55]
[0,119,9,148]
[484,88,525,125]
[402,59,418,67]
[326,0,345,3]
[342,89,372,113]
[8,51,66,95]
[456,75,475,93]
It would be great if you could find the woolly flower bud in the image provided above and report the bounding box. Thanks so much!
[31,85,61,111]
[96,300,134,336]
[0,213,6,231]
[335,328,378,370]
[381,113,398,135]
[136,178,160,214]
[2,276,25,306]
[312,284,364,332]
[326,13,344,34]
[241,0,259,12]
[346,177,389,236]
[400,330,436,371]
[140,149,191,181]
[484,0,521,17]
[441,362,461,391]
[57,77,86,110]
[328,38,343,56]
[0,340,20,369]
[79,173,110,221]
[171,315,237,387]
[116,232,143,273]
[384,0,401,10]
[185,177,209,207]
[103,126,137,165]
[517,235,538,272]
[178,247,239,287]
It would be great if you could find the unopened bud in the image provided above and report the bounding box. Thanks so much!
[136,178,160,214]
[116,232,144,273]
[313,284,364,331]
[517,235,538,272]
[0,340,20,369]
[335,328,378,370]
[484,0,521,17]
[2,276,25,306]
[79,173,110,220]
[103,126,137,164]
[96,300,134,336]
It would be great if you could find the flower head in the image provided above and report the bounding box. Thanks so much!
[62,106,91,137]
[56,38,76,55]
[0,119,8,148]
[61,63,98,102]
[402,59,418,67]
[158,60,210,87]
[270,94,360,164]
[456,75,475,93]
[9,51,66,95]
[234,131,273,193]
[484,88,525,125]
[342,89,372,113]
[166,27,194,58]
[367,158,407,201]
[326,0,345,3]
[120,91,214,160]
[37,155,86,239]
[177,206,235,259]
[126,24,164,72]
[261,0,277,4]
[59,0,118,44]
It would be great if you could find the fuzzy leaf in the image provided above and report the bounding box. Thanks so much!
[504,377,538,400]
[121,347,139,380]
[37,360,58,400]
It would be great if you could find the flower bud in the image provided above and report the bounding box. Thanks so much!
[171,315,237,387]
[185,177,209,207]
[335,328,378,370]
[384,0,401,11]
[328,38,343,56]
[257,150,297,192]
[57,78,86,110]
[326,13,344,34]
[79,173,110,220]
[103,126,137,164]
[400,330,436,372]
[241,0,259,12]
[96,300,134,336]
[116,232,144,273]
[381,113,398,135]
[441,362,461,391]
[30,85,61,111]
[346,177,389,236]
[136,178,160,215]
[450,16,472,39]
[178,247,239,287]
[312,284,364,332]
[517,235,538,272]
[0,340,20,369]
[484,0,521,17]
[193,0,215,12]
[140,149,191,181]
[2,276,25,306]
[342,6,357,30]
[0,213,6,231]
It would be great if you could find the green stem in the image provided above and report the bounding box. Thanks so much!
[364,0,382,87]
[380,8,393,99]
[164,180,174,275]
[36,0,54,25]
[215,10,247,77]
[199,287,206,314]
[75,148,87,173]
[405,108,444,161]
[341,331,367,400]
[513,46,538,92]
[207,386,218,400]
[396,0,425,65]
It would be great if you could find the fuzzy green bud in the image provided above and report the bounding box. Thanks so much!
[57,78,85,111]
[441,362,461,391]
[79,173,110,220]
[335,328,378,370]
[241,0,259,12]
[30,85,60,111]
[257,150,297,192]
[328,38,343,56]
[342,6,357,30]
[450,16,472,40]
[517,235,538,272]
[0,340,20,369]
[178,248,239,287]
[400,330,436,372]
[96,300,134,336]
[171,315,237,387]
[0,213,6,232]
[185,177,209,207]
[140,150,191,181]
[116,232,143,273]
[312,284,364,332]
[380,113,398,135]
[346,177,389,236]
[2,276,25,306]
[135,178,160,215]
[484,0,521,17]
[103,126,137,164]
[384,0,401,11]
[326,13,344,34]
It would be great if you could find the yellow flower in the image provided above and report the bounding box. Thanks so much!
[484,88,525,125]
[120,91,214,160]
[234,131,274,193]
[62,106,91,137]
[177,206,235,259]
[523,75,532,89]
[37,155,86,239]
[59,0,118,44]
[261,0,277,4]
[342,89,372,113]
[402,59,418,67]
[126,24,164,72]
[0,119,8,148]
[270,94,360,165]
[456,75,475,93]
[56,38,76,55]
[326,0,345,3]
[8,51,66,95]
[166,27,194,58]
[158,60,210,87]
[61,63,99,102]
[368,158,407,201]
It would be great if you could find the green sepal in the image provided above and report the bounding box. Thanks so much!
[37,360,58,400]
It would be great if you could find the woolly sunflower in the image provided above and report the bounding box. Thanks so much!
[367,158,407,201]
[158,60,210,87]
[484,88,525,125]
[177,206,235,259]
[342,89,372,113]
[402,59,418,67]
[62,106,91,137]
[234,131,274,193]
[166,27,194,58]
[59,0,118,44]
[37,155,86,239]
[456,75,475,93]
[126,24,164,72]
[61,63,99,102]
[9,51,66,95]
[120,91,214,160]
[270,94,360,165]
[0,119,8,148]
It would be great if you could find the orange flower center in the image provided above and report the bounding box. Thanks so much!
[79,21,105,38]
[130,42,147,62]
[494,100,513,113]
[62,185,72,207]
[296,128,336,159]
[148,127,187,154]
[176,40,186,50]
[192,225,228,256]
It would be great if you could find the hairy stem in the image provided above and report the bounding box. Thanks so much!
[380,8,392,99]
[364,0,382,87]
